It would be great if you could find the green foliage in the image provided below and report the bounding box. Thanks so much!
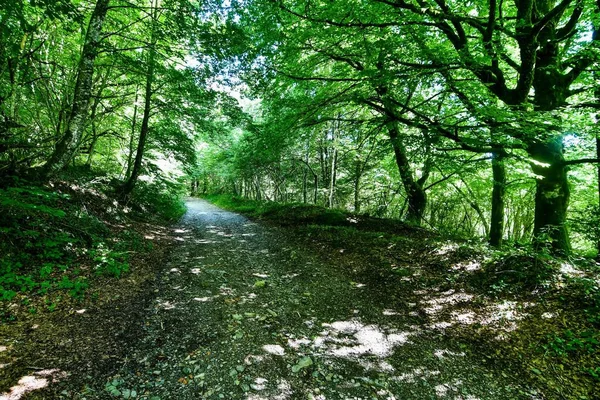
[91,244,129,278]
[203,194,349,226]
[130,179,187,221]
[56,276,89,299]
[0,177,174,304]
[544,330,600,356]
[565,276,600,325]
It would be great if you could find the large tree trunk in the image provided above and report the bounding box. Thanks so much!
[528,138,570,254]
[42,0,111,177]
[387,121,427,225]
[489,152,506,247]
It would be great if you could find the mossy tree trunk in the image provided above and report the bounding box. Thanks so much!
[42,0,111,178]
[490,152,506,247]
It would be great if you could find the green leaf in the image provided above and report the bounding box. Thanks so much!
[291,356,313,373]
[253,280,266,288]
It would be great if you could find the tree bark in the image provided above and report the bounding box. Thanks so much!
[528,138,570,254]
[328,146,337,208]
[124,89,139,180]
[42,0,111,178]
[387,121,427,225]
[354,161,362,213]
[489,152,506,247]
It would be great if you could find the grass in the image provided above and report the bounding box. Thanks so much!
[202,194,349,226]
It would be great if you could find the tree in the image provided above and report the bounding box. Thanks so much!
[41,0,111,178]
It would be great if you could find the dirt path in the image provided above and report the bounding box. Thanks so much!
[7,199,531,399]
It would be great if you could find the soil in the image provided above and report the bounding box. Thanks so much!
[0,198,576,399]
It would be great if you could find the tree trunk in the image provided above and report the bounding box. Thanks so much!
[42,0,111,177]
[328,146,337,208]
[120,2,157,197]
[387,121,426,225]
[528,138,570,254]
[354,161,362,213]
[596,129,600,260]
[490,152,506,247]
[124,89,139,179]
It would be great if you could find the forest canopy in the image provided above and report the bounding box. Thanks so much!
[0,0,599,256]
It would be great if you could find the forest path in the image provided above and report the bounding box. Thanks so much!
[94,198,525,399]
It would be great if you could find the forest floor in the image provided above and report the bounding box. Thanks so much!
[1,198,598,399]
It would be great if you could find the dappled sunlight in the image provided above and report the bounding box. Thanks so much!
[219,285,235,295]
[451,260,482,272]
[263,344,285,356]
[433,242,459,256]
[560,262,585,277]
[287,338,311,349]
[422,289,474,316]
[0,369,65,400]
[252,377,268,390]
[313,320,412,363]
[394,367,441,383]
[0,346,7,352]
[418,286,533,333]
[435,379,482,399]
[193,296,214,302]
[157,300,176,310]
[433,349,465,359]
[244,354,265,364]
[195,239,218,244]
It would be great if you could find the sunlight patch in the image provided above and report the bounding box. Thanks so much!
[263,345,285,356]
[313,320,412,364]
[560,262,584,277]
[451,261,481,271]
[252,377,268,390]
[434,349,465,359]
[394,368,440,383]
[244,354,265,365]
[433,242,459,255]
[287,338,311,349]
[1,369,65,400]
[157,300,176,310]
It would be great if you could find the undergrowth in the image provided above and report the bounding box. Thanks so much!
[0,171,185,315]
